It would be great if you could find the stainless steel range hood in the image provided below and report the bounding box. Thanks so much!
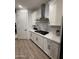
[41,4,45,19]
[36,4,49,22]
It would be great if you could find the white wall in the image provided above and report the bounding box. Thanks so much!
[16,9,29,39]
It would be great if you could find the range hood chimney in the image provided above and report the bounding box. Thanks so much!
[41,4,45,18]
[36,3,49,22]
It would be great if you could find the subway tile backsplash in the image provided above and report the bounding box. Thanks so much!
[36,21,49,31]
[35,21,61,36]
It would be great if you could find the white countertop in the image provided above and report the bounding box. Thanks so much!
[30,30,61,44]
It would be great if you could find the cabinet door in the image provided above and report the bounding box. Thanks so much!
[55,0,62,26]
[43,38,50,56]
[31,33,36,43]
[35,36,39,45]
[33,34,41,45]
[32,34,44,50]
[49,0,62,26]
[31,32,34,41]
[49,0,57,25]
[33,33,37,44]
[49,41,59,59]
[43,38,60,59]
[38,36,44,50]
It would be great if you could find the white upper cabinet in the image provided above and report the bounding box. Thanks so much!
[49,0,62,26]
[31,11,37,25]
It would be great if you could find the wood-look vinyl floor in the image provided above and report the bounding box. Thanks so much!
[15,39,50,59]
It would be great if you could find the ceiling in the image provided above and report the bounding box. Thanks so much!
[15,0,49,10]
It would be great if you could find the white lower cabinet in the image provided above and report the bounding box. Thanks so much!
[34,34,44,50]
[48,40,60,59]
[43,38,50,56]
[38,36,44,50]
[34,35,39,45]
[33,33,37,44]
[43,38,60,59]
[31,32,36,43]
[30,32,60,59]
[30,32,33,40]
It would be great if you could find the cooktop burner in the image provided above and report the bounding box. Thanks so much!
[35,30,49,35]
